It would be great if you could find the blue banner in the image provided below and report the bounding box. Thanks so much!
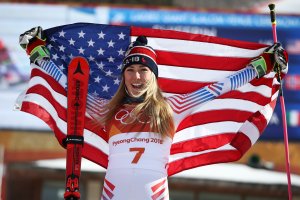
[263,102,300,141]
[109,8,300,29]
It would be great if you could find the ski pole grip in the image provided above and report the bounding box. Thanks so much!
[268,4,276,24]
[268,3,278,43]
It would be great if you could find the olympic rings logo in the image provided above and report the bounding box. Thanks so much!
[115,109,150,125]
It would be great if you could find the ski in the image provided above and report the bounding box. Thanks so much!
[64,57,90,200]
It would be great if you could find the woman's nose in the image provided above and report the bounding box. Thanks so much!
[134,71,141,79]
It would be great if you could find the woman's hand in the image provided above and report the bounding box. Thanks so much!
[250,43,288,78]
[265,42,288,73]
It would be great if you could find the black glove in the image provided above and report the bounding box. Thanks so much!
[264,42,288,73]
[19,26,50,63]
[250,43,288,79]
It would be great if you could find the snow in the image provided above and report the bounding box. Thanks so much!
[174,162,300,186]
[34,158,300,186]
[35,158,105,172]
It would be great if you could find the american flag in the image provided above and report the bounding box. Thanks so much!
[18,23,280,176]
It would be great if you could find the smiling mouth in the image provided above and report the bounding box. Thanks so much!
[132,83,144,90]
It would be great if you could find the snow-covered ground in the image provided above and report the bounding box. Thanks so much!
[35,158,300,186]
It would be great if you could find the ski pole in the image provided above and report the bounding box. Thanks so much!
[268,4,292,200]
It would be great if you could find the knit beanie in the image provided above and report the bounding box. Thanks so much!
[122,36,158,78]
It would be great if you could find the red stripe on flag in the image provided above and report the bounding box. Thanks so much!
[231,132,253,155]
[26,81,107,140]
[157,50,251,70]
[131,26,268,50]
[21,101,66,142]
[250,77,274,88]
[158,69,275,95]
[31,68,66,96]
[176,110,253,132]
[82,143,108,169]
[158,78,210,94]
[21,102,109,168]
[168,149,241,176]
[171,133,236,154]
[248,111,268,134]
[26,84,67,120]
[219,91,271,106]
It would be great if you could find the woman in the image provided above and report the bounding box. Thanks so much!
[99,36,175,199]
[19,28,287,200]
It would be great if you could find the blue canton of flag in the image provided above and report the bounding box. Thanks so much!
[44,23,131,99]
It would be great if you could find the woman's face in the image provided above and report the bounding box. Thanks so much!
[124,64,153,97]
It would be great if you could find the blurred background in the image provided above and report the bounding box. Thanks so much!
[1,0,300,199]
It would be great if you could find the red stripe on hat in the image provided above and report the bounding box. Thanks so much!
[129,46,157,62]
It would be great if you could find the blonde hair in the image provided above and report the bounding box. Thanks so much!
[101,73,175,137]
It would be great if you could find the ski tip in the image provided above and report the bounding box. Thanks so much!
[68,56,90,72]
[70,56,89,64]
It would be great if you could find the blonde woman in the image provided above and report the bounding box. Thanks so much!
[99,36,175,200]
[19,28,287,200]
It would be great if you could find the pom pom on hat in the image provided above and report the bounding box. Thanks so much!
[134,35,148,46]
[122,36,158,78]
